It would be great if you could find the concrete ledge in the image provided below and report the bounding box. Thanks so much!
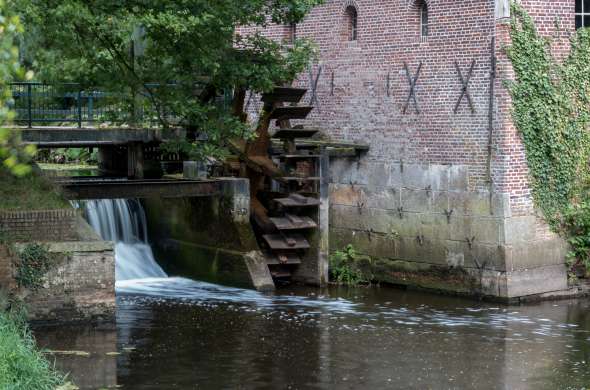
[505,264,569,298]
[49,241,114,253]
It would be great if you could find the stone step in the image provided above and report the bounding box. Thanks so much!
[279,154,321,159]
[270,214,317,230]
[272,128,319,139]
[263,234,311,250]
[275,194,320,207]
[276,176,320,182]
[262,87,307,104]
[270,270,292,279]
[266,253,302,265]
[269,106,313,120]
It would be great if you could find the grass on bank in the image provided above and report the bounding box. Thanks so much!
[0,309,66,390]
[0,170,69,211]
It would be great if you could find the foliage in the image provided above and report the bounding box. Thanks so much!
[506,3,590,275]
[562,201,590,276]
[329,244,368,286]
[38,147,98,164]
[0,170,69,210]
[0,0,36,176]
[19,0,323,161]
[0,310,66,389]
[14,243,56,290]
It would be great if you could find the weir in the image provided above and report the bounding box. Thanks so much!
[75,197,275,291]
[75,199,166,282]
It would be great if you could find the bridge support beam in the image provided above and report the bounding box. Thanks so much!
[127,142,144,179]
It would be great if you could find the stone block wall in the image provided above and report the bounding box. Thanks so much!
[19,241,116,323]
[329,159,568,298]
[0,209,80,242]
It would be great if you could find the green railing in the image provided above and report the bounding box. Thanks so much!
[10,82,233,128]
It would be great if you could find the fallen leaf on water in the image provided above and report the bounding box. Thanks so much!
[44,350,90,357]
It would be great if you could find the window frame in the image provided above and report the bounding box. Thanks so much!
[576,0,590,30]
[345,5,358,41]
[289,23,297,44]
[420,3,429,40]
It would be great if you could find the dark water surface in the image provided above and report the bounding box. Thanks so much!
[34,278,590,389]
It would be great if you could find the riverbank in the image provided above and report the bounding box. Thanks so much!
[0,308,68,389]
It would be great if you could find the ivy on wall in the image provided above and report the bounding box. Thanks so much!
[507,3,590,275]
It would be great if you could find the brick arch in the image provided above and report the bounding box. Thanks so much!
[341,0,360,13]
[408,0,431,10]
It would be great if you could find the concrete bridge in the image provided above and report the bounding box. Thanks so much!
[12,126,188,179]
[15,126,183,148]
[55,178,222,200]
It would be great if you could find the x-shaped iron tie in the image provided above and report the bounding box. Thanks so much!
[308,65,323,112]
[403,62,423,114]
[454,60,476,114]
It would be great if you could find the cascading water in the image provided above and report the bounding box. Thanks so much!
[75,199,167,281]
[73,198,359,316]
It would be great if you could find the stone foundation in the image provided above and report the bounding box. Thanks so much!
[17,241,115,323]
[0,209,116,322]
[329,159,568,299]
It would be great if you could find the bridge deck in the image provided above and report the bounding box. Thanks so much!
[56,178,221,199]
[11,126,185,148]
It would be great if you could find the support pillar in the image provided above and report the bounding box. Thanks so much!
[127,142,144,179]
[318,147,330,285]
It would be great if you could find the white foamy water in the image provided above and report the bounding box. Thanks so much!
[75,199,167,282]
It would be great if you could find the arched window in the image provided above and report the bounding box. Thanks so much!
[576,0,590,29]
[345,6,358,41]
[420,3,429,39]
[289,23,297,44]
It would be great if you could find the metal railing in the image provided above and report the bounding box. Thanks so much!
[10,82,233,128]
[10,82,126,128]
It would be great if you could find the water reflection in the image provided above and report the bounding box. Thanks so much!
[34,280,590,389]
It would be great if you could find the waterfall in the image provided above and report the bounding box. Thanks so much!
[75,199,167,281]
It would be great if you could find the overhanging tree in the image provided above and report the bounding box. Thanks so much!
[18,0,322,160]
[1,0,35,177]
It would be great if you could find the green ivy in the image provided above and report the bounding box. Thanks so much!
[507,3,590,276]
[14,244,55,290]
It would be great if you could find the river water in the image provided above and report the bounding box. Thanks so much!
[33,200,590,389]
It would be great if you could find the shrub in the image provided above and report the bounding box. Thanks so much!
[562,201,590,276]
[329,244,368,286]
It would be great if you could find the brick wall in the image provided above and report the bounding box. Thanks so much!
[240,0,576,217]
[0,209,80,242]
[240,0,576,297]
[20,241,116,322]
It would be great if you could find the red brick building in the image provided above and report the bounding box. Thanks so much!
[242,0,586,299]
